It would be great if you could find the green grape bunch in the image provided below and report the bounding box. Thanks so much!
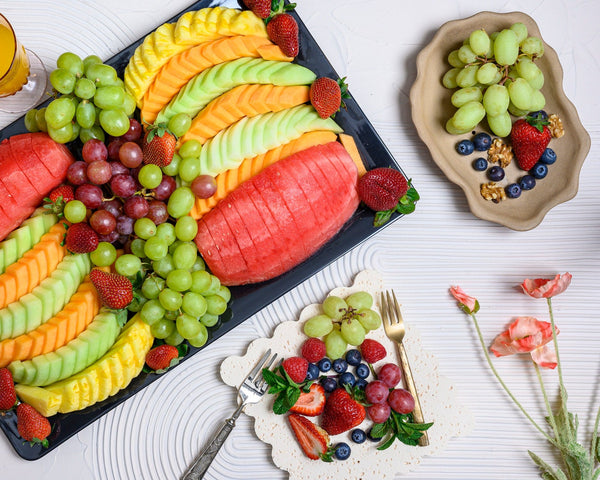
[442,22,546,137]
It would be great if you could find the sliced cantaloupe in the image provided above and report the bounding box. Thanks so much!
[190,130,338,219]
[180,84,310,146]
[338,134,367,177]
[141,36,291,124]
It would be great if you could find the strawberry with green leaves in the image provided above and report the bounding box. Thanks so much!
[511,112,552,171]
[16,403,51,447]
[321,387,366,435]
[145,345,181,372]
[89,268,133,310]
[142,123,176,168]
[266,1,299,58]
[310,77,349,119]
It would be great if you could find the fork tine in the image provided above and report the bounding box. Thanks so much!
[379,291,388,322]
[391,290,403,321]
[254,353,279,392]
[246,348,271,383]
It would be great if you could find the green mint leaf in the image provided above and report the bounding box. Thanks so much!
[374,209,393,227]
[394,433,419,447]
[406,186,420,202]
[286,385,301,408]
[272,392,291,415]
[262,367,284,387]
[376,433,396,451]
[396,201,416,215]
[404,421,434,431]
[369,422,388,439]
[268,384,287,395]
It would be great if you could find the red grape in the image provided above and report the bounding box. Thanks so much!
[119,141,143,168]
[87,160,112,185]
[82,139,108,163]
[365,380,390,404]
[110,174,137,198]
[97,231,119,244]
[367,402,391,424]
[122,118,142,142]
[107,138,124,160]
[378,363,402,388]
[146,200,169,224]
[387,389,414,414]
[75,184,103,209]
[67,161,89,185]
[89,209,117,235]
[190,175,217,199]
[152,175,177,201]
[101,199,123,218]
[109,161,129,176]
[124,196,149,219]
[116,215,134,235]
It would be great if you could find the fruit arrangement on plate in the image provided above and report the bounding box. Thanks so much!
[0,0,416,456]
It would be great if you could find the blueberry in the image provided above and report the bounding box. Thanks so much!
[355,363,370,379]
[334,442,351,460]
[345,349,362,366]
[332,358,348,374]
[351,428,367,444]
[456,139,474,155]
[530,110,548,120]
[505,183,522,199]
[320,376,337,393]
[305,363,320,381]
[519,175,536,190]
[472,157,488,171]
[472,132,492,151]
[530,163,548,179]
[339,372,356,388]
[355,378,368,390]
[539,148,556,165]
[317,358,332,373]
[487,166,505,181]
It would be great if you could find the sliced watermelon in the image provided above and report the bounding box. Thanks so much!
[28,132,74,180]
[8,134,58,196]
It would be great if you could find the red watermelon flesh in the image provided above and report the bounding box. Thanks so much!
[27,132,74,180]
[7,133,57,195]
[0,143,40,205]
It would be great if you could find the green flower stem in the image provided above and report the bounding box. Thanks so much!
[534,361,560,442]
[470,312,558,446]
[591,405,600,459]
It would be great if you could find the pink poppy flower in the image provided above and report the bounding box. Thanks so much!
[521,273,572,299]
[450,286,479,313]
[490,317,558,369]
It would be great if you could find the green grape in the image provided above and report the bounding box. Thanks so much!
[445,117,471,135]
[508,78,533,110]
[205,295,227,316]
[455,65,479,88]
[35,108,48,132]
[50,68,76,94]
[75,100,96,129]
[162,153,181,176]
[156,222,176,245]
[489,31,500,41]
[122,92,136,116]
[45,97,76,129]
[485,37,495,58]
[482,84,509,116]
[516,57,541,81]
[168,240,183,255]
[215,285,231,303]
[73,77,96,99]
[487,111,512,137]
[141,276,165,300]
[93,85,125,110]
[130,238,147,258]
[508,102,529,117]
[178,139,202,158]
[69,122,80,142]
[452,101,485,131]
[450,87,483,108]
[82,54,103,72]
[85,63,118,86]
[63,200,86,223]
[176,313,203,339]
[153,253,175,278]
[48,122,74,144]
[166,269,192,292]
[151,319,175,339]
[168,113,192,137]
[172,242,197,270]
[200,313,219,327]
[520,36,544,57]
[90,242,117,267]
[203,275,221,296]
[93,105,102,125]
[190,270,211,294]
[159,287,183,311]
[165,309,178,322]
[490,69,503,85]
[526,71,544,90]
[324,329,347,360]
[165,330,184,346]
[442,68,461,89]
[178,156,200,183]
[57,52,84,76]
[140,299,166,326]
[493,29,519,65]
[509,22,528,43]
[174,215,198,242]
[127,295,147,313]
[340,319,366,346]
[138,164,163,189]
[188,324,208,348]
[346,291,373,310]
[115,253,142,276]
[357,308,382,331]
[144,236,168,261]
[99,109,130,137]
[476,63,499,85]
[79,125,105,143]
[24,109,39,132]
[457,44,477,64]
[190,256,206,273]
[167,186,195,218]
[322,296,347,320]
[182,292,208,318]
[529,89,546,111]
[469,29,490,56]
[303,314,334,338]
[447,49,464,68]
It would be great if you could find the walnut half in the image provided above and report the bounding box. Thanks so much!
[487,138,513,168]
[549,114,564,138]
[480,182,506,203]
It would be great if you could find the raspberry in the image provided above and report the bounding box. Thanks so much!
[282,356,309,383]
[360,339,387,364]
[300,338,326,363]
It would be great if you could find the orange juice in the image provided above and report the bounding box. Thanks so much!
[0,14,30,97]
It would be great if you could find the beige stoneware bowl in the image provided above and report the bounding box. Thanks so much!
[410,11,591,230]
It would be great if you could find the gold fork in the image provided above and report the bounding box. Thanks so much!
[380,290,430,446]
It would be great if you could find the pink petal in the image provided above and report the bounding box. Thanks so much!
[490,331,515,357]
[489,317,558,357]
[521,273,572,298]
[531,345,557,369]
[450,286,478,312]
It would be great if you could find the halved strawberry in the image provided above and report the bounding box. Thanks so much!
[290,384,325,416]
[288,413,333,461]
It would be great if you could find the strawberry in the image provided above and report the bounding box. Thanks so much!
[309,77,349,119]
[290,383,326,416]
[89,268,133,310]
[282,356,308,384]
[360,339,387,364]
[288,413,333,461]
[511,113,552,171]
[16,403,51,447]
[44,185,75,216]
[142,124,176,168]
[321,388,366,435]
[145,345,180,371]
[358,168,409,212]
[266,13,299,57]
[65,222,99,254]
[0,368,17,410]
[300,338,326,363]
[242,0,271,19]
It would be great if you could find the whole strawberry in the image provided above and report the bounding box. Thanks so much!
[243,0,271,19]
[16,403,51,447]
[145,345,180,371]
[321,388,366,435]
[511,113,552,171]
[143,124,176,168]
[360,338,387,364]
[282,356,309,383]
[310,77,349,119]
[44,185,75,217]
[267,13,298,57]
[65,222,99,254]
[0,368,17,410]
[358,168,409,212]
[89,268,133,309]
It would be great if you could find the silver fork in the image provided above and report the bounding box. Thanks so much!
[380,291,430,447]
[181,349,278,480]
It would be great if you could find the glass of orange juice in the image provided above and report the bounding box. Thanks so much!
[0,13,46,113]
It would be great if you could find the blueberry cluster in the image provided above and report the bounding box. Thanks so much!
[314,349,371,392]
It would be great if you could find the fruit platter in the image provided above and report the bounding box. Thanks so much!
[410,11,590,230]
[0,0,418,460]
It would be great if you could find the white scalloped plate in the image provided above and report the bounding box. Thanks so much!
[220,270,473,479]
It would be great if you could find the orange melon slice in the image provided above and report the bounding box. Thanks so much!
[338,134,367,177]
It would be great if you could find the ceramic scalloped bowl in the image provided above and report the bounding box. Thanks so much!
[410,11,591,231]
